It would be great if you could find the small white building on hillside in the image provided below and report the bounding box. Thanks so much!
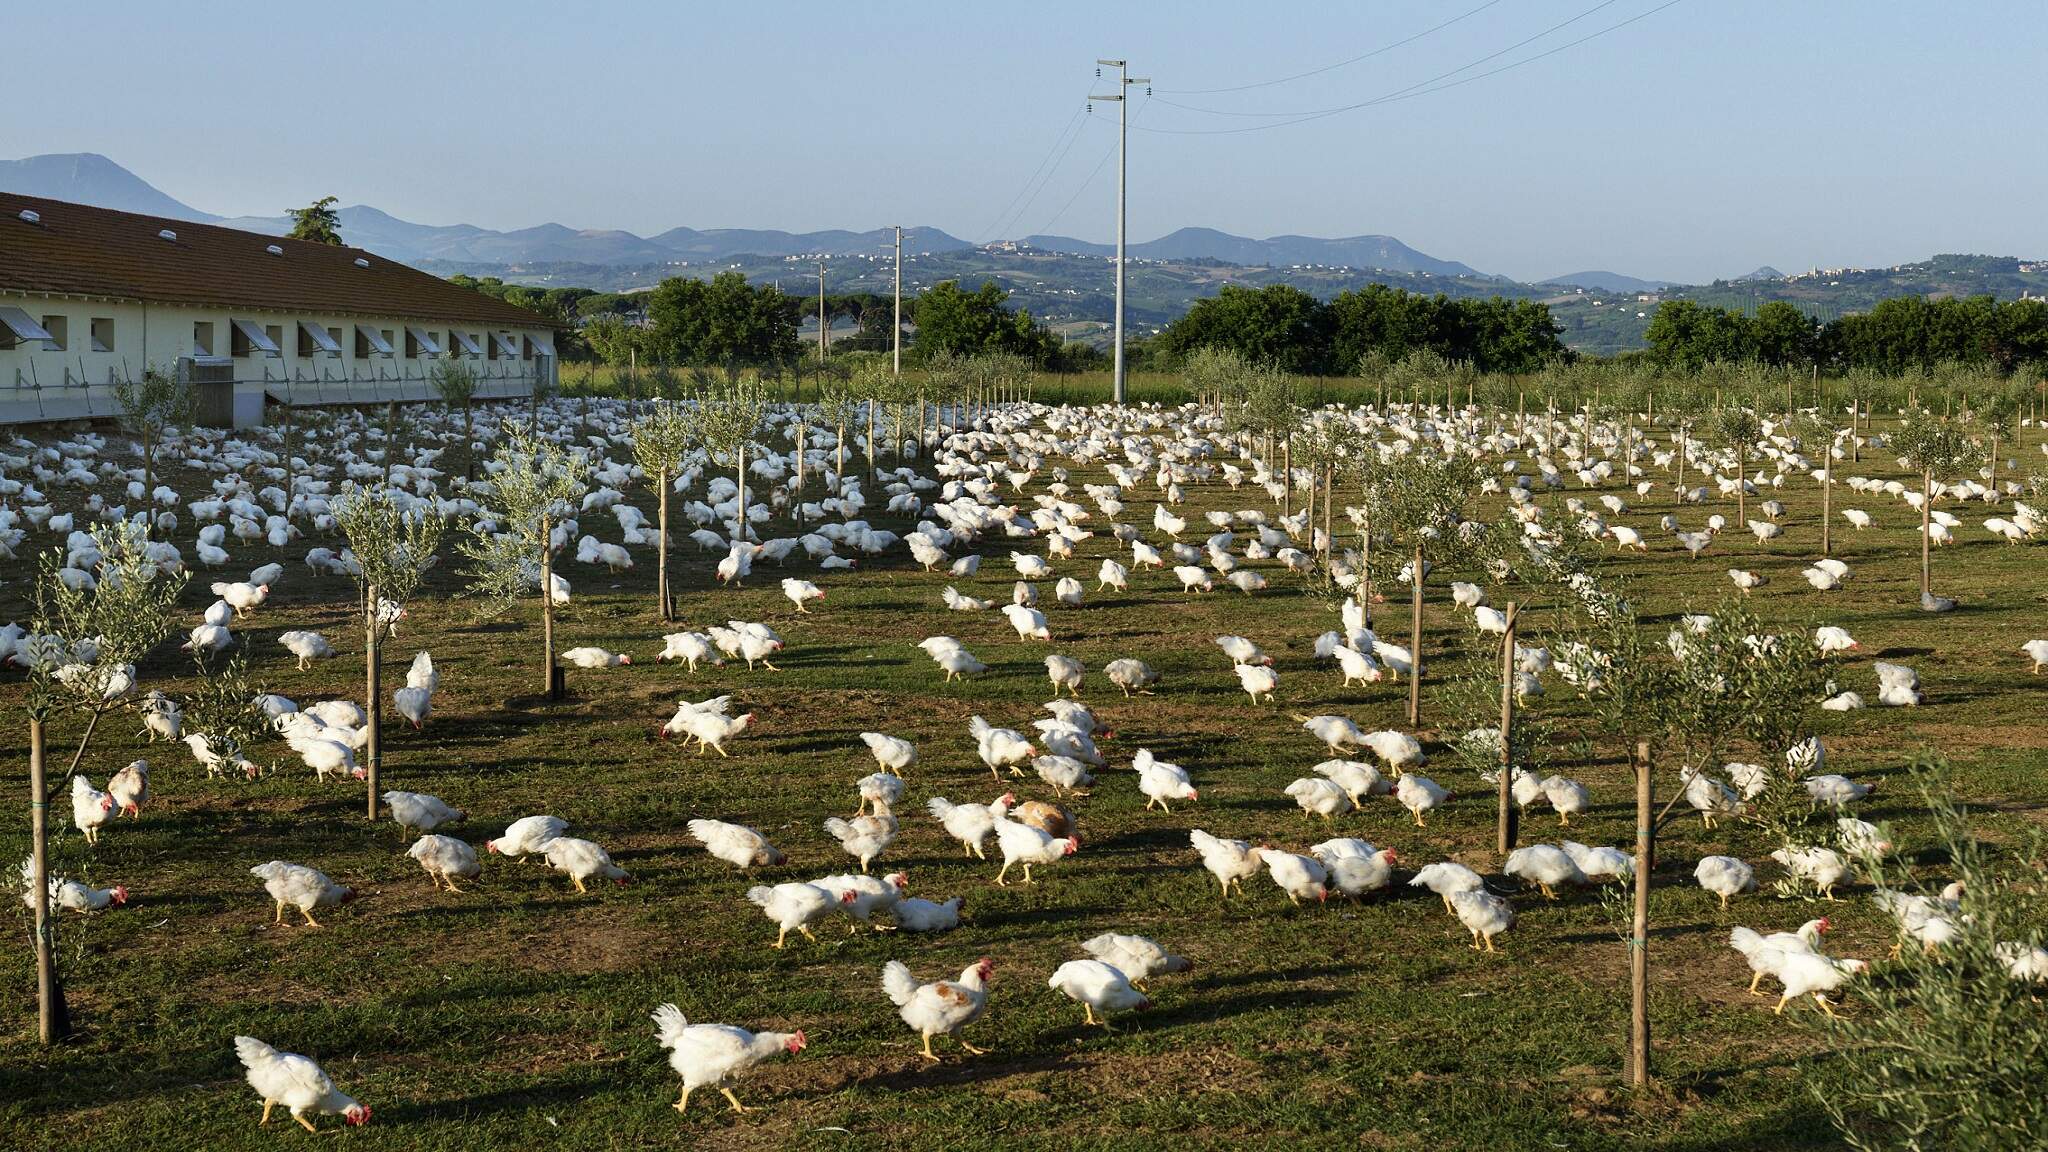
[0,193,563,427]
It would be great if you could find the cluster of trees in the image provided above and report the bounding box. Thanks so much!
[1154,284,1568,375]
[1646,295,2048,375]
[909,280,1102,371]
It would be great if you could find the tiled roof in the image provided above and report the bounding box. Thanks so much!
[0,193,563,330]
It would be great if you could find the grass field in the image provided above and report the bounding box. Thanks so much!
[2,403,2044,1151]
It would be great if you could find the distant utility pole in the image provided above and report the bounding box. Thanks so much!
[893,226,903,376]
[1093,58,1146,405]
[817,261,827,363]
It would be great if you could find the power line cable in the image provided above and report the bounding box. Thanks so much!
[1113,0,1685,135]
[1158,0,1622,117]
[1156,0,1506,95]
[975,99,1090,243]
[985,109,1096,243]
[1031,96,1150,238]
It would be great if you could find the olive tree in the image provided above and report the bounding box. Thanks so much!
[332,484,445,815]
[1890,416,1982,606]
[431,358,480,479]
[19,522,185,1042]
[458,430,590,700]
[1713,406,1763,530]
[1809,756,2048,1150]
[631,400,696,620]
[1353,443,1482,727]
[691,377,770,542]
[111,367,194,540]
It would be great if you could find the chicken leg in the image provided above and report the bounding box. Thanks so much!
[920,1033,941,1061]
[261,1099,274,1125]
[295,1114,319,1133]
[572,876,589,894]
[299,908,323,928]
[273,900,287,925]
[773,927,789,949]
[958,1037,988,1054]
[720,1088,751,1113]
[675,1085,693,1113]
[1748,971,1766,995]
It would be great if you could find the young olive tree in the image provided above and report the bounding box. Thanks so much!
[816,379,862,499]
[19,522,185,1042]
[1554,589,1830,1088]
[1890,416,1982,606]
[1809,756,2048,1150]
[692,377,770,542]
[1354,443,1483,727]
[332,484,445,816]
[111,367,194,540]
[458,430,590,700]
[1181,346,1249,414]
[631,400,696,620]
[431,358,481,479]
[1714,406,1763,531]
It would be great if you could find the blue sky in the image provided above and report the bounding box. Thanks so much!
[3,1,2041,283]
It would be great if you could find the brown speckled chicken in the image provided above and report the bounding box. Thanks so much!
[1012,801,1076,840]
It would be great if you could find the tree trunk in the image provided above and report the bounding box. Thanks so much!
[1629,740,1653,1087]
[541,516,560,700]
[736,443,748,543]
[464,400,476,480]
[866,401,877,485]
[1320,462,1334,580]
[1408,543,1424,729]
[793,421,806,528]
[1920,471,1932,600]
[1497,604,1519,856]
[364,583,382,820]
[835,425,846,497]
[1281,436,1292,517]
[29,714,69,1043]
[657,468,672,621]
[1821,434,1832,557]
[139,430,153,542]
[1735,447,1746,530]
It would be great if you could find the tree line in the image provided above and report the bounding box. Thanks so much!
[1644,295,2048,375]
[1151,283,1569,375]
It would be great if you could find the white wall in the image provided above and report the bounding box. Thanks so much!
[0,291,555,426]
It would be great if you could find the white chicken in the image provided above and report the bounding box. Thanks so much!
[277,630,335,670]
[649,1002,805,1114]
[882,957,993,1061]
[234,1036,370,1132]
[992,816,1078,886]
[822,802,898,872]
[543,836,630,894]
[1451,889,1517,952]
[1262,849,1329,905]
[71,775,116,845]
[746,881,845,948]
[1048,960,1150,1029]
[250,861,354,928]
[1695,855,1757,909]
[859,731,917,776]
[1189,829,1263,899]
[382,790,464,836]
[406,834,480,892]
[486,814,567,860]
[688,819,785,871]
[1081,932,1192,988]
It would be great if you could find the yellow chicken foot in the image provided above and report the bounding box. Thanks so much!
[674,1086,692,1113]
[299,909,323,928]
[1815,995,1840,1018]
[1748,971,1765,995]
[295,1114,319,1133]
[773,928,788,949]
[273,901,286,924]
[1773,994,1791,1015]
[920,1033,940,1061]
[260,1100,274,1125]
[957,1038,988,1055]
[720,1088,751,1113]
[572,877,588,894]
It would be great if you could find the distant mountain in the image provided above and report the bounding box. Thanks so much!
[0,152,219,222]
[1539,270,1671,293]
[2,152,972,267]
[1021,226,1482,277]
[1735,266,1785,281]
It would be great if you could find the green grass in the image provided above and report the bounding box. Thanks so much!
[1,406,2043,1151]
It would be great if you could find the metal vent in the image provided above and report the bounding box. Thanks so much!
[265,244,284,256]
[18,209,39,224]
[353,257,370,268]
[158,228,177,242]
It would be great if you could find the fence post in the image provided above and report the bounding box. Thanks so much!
[1629,739,1653,1087]
[1496,603,1519,856]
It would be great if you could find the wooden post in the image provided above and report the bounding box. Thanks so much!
[364,583,381,819]
[1629,740,1653,1087]
[1820,431,1832,557]
[657,466,673,620]
[540,515,560,700]
[736,441,748,543]
[29,714,68,1043]
[1920,470,1932,600]
[1321,462,1334,579]
[1497,603,1519,856]
[1281,436,1293,517]
[1408,543,1424,728]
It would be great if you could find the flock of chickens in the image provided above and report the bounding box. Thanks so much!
[9,392,2048,1130]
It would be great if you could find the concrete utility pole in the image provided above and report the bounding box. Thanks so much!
[817,262,828,363]
[1093,58,1146,405]
[893,226,903,376]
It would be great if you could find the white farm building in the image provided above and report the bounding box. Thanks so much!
[0,193,563,427]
